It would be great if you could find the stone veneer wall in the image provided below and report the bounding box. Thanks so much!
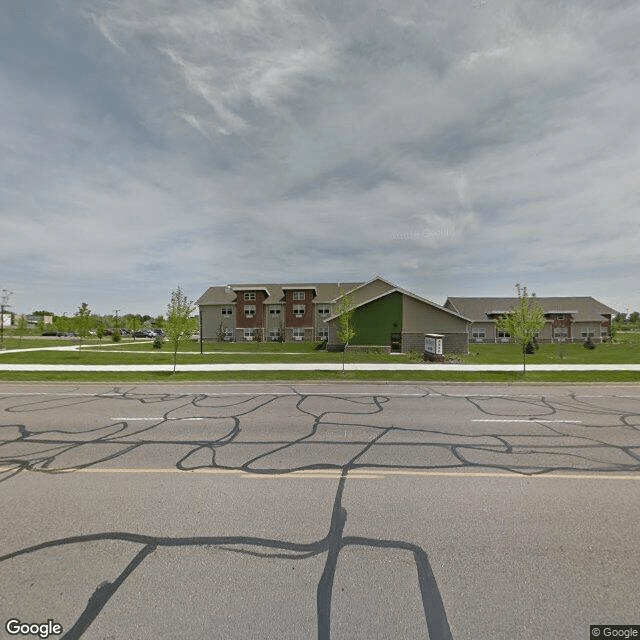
[443,332,469,354]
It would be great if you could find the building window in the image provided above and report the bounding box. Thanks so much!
[472,327,485,341]
[580,327,595,338]
[601,328,608,338]
[554,327,568,341]
[292,328,305,341]
[317,306,330,316]
[224,329,234,341]
[497,330,510,339]
[244,305,256,318]
[244,292,256,301]
[268,330,280,341]
[269,308,281,316]
[317,327,329,340]
[221,307,233,317]
[293,305,305,317]
[244,329,255,341]
[293,291,305,300]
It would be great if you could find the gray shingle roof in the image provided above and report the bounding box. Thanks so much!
[445,297,618,323]
[196,282,364,306]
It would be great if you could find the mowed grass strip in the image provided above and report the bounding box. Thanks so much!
[1,370,640,383]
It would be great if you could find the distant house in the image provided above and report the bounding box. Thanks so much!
[444,297,618,343]
[197,276,470,353]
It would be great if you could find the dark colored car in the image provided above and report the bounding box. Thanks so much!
[133,330,155,338]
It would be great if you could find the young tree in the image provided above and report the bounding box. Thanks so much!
[95,320,106,348]
[496,284,546,374]
[16,315,29,347]
[165,286,198,373]
[74,302,91,351]
[336,288,357,373]
[216,322,227,342]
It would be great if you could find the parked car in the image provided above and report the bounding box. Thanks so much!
[133,330,154,338]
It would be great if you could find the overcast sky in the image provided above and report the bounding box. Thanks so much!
[2,0,638,316]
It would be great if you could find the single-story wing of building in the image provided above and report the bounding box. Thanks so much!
[444,296,618,343]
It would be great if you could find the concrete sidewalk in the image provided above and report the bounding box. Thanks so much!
[1,363,640,371]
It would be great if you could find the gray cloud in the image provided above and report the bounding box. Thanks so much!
[1,0,638,315]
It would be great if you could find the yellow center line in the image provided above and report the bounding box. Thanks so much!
[2,466,639,480]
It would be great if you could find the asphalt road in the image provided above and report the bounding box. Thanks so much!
[1,382,639,640]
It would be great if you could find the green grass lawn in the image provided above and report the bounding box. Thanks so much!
[459,333,640,365]
[101,340,328,353]
[1,370,640,383]
[0,341,413,364]
[0,336,80,349]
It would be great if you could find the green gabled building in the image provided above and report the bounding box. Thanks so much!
[325,277,470,353]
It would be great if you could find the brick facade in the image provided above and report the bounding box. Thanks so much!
[284,289,314,328]
[235,290,267,330]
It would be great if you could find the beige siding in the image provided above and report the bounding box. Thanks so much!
[469,322,494,342]
[538,323,553,341]
[201,305,235,340]
[402,295,468,333]
[347,279,396,307]
[264,304,285,337]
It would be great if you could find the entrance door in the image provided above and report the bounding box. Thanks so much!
[390,333,401,353]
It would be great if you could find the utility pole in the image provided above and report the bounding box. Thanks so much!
[1,289,13,350]
[114,309,120,332]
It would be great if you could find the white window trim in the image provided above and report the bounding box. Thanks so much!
[244,305,256,318]
[293,305,305,317]
[292,328,305,340]
[293,291,305,300]
[317,306,330,316]
[244,328,256,341]
[244,292,256,301]
[269,308,281,316]
[221,307,233,316]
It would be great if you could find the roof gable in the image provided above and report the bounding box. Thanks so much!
[327,287,470,323]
